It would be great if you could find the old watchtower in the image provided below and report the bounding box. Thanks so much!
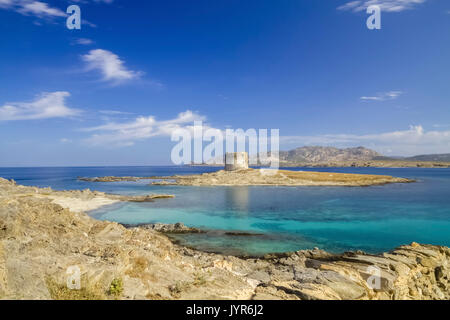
[225,152,249,171]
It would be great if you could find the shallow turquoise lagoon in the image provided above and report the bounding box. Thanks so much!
[2,166,450,256]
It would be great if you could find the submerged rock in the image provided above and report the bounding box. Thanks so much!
[124,222,204,234]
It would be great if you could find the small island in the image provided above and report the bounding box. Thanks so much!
[149,168,413,187]
[79,152,414,187]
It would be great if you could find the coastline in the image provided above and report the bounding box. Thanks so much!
[1,177,449,300]
[187,160,450,168]
[279,160,450,168]
[35,194,120,213]
[6,183,175,213]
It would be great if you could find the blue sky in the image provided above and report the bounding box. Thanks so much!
[0,0,449,166]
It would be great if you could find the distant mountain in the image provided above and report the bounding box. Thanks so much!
[279,146,382,163]
[207,146,450,166]
[404,154,450,162]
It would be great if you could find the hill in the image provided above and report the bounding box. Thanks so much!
[278,146,381,163]
[404,154,450,162]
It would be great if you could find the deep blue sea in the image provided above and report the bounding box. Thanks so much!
[1,166,450,256]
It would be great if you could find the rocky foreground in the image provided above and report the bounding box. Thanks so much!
[81,168,414,187]
[0,177,449,300]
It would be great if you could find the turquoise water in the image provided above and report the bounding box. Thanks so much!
[2,166,450,256]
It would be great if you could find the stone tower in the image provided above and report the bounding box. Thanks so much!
[225,152,249,171]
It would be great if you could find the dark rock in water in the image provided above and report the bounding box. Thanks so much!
[150,180,178,186]
[108,194,174,202]
[78,176,177,182]
[124,222,204,234]
[78,176,142,182]
[224,231,264,237]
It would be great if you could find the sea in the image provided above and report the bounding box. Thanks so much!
[1,166,450,256]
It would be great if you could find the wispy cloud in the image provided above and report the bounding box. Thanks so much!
[0,91,80,121]
[360,90,403,101]
[60,138,72,143]
[98,110,134,115]
[72,38,94,45]
[281,125,450,156]
[0,0,13,7]
[432,124,450,128]
[81,110,208,146]
[0,1,65,18]
[81,49,143,85]
[337,0,427,13]
[0,1,102,25]
[17,1,66,17]
[71,0,114,3]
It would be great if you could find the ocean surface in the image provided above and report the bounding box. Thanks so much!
[1,166,450,256]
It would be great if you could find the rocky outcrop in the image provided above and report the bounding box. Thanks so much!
[0,178,448,300]
[0,179,174,213]
[249,244,450,300]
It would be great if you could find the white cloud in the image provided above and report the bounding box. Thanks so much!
[0,91,80,121]
[0,1,101,25]
[98,110,134,115]
[17,1,66,17]
[338,1,362,11]
[60,138,72,143]
[82,49,143,84]
[0,0,14,8]
[281,125,450,156]
[73,38,94,45]
[338,0,427,13]
[0,1,65,18]
[360,90,403,101]
[81,110,207,146]
[71,0,114,3]
[433,124,450,128]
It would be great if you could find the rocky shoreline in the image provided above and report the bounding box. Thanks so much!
[1,177,449,300]
[78,176,164,182]
[122,222,205,234]
[79,168,414,187]
[4,181,174,213]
